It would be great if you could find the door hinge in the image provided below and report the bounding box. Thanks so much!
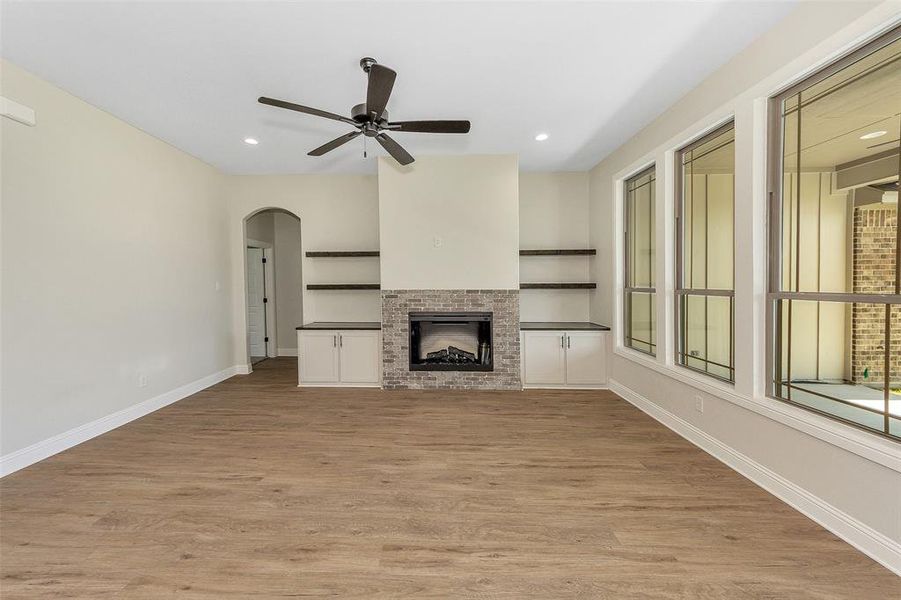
[264,336,269,342]
[263,297,268,303]
[262,257,267,263]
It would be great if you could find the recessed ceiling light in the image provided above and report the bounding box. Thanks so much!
[244,137,259,145]
[859,130,887,140]
[534,133,549,142]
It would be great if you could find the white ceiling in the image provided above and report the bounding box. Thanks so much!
[1,1,797,174]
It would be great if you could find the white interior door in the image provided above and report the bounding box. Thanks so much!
[246,247,267,359]
[338,331,381,384]
[522,331,566,385]
[565,331,608,385]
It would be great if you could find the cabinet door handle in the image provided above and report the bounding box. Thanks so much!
[333,335,337,347]
[339,334,343,347]
[561,334,565,348]
[567,334,571,349]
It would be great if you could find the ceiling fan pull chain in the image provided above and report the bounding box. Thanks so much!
[363,135,367,158]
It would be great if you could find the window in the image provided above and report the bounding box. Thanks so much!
[624,166,656,355]
[768,28,900,439]
[675,123,735,382]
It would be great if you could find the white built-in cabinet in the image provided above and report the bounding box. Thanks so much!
[297,330,381,387]
[521,330,608,388]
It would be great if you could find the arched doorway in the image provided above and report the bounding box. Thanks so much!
[243,208,302,366]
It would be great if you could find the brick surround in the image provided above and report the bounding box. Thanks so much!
[381,290,521,389]
[851,206,900,385]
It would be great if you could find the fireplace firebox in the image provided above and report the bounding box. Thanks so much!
[409,312,493,371]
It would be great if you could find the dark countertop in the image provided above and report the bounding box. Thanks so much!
[520,321,610,331]
[297,322,381,330]
[520,282,596,289]
[297,321,609,331]
[305,251,380,257]
[519,249,596,256]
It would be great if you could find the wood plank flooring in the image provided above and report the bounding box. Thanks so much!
[1,358,897,598]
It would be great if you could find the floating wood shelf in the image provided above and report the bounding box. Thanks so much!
[519,249,596,256]
[306,284,381,290]
[520,283,597,290]
[305,251,380,258]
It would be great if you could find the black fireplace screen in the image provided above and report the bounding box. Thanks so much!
[409,312,493,372]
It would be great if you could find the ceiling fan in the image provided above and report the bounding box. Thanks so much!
[258,57,471,166]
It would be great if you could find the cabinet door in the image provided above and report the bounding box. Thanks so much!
[298,331,340,384]
[522,331,567,385]
[565,331,607,385]
[338,331,381,384]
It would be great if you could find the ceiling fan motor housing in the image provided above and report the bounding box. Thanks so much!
[351,103,388,125]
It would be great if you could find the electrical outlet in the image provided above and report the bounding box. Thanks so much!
[695,395,704,413]
[433,235,443,248]
[138,374,148,388]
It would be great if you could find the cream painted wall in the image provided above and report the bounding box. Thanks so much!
[378,155,519,290]
[518,172,592,322]
[225,174,380,368]
[245,210,275,245]
[273,212,302,352]
[0,60,233,456]
[587,0,901,565]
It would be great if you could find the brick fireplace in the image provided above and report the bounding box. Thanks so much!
[381,290,521,389]
[378,155,521,390]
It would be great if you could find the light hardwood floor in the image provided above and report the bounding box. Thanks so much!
[1,358,897,598]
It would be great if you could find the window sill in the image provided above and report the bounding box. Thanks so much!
[612,345,901,472]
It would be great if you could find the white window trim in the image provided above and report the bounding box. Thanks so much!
[610,11,901,471]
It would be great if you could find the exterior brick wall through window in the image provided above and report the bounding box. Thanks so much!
[851,206,900,387]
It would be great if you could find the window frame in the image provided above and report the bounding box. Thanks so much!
[766,26,901,440]
[674,121,736,384]
[623,165,657,356]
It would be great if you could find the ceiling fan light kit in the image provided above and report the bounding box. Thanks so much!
[259,57,471,166]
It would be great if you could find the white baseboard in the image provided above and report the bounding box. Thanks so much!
[608,379,901,577]
[277,348,298,357]
[235,364,252,375]
[0,365,242,477]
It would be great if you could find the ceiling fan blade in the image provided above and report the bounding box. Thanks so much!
[308,131,362,156]
[387,120,471,134]
[375,133,414,166]
[366,64,396,120]
[258,96,357,126]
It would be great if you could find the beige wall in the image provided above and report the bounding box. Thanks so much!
[587,0,900,559]
[273,212,302,352]
[225,174,380,367]
[378,155,519,290]
[519,172,592,322]
[245,210,275,245]
[1,60,233,456]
